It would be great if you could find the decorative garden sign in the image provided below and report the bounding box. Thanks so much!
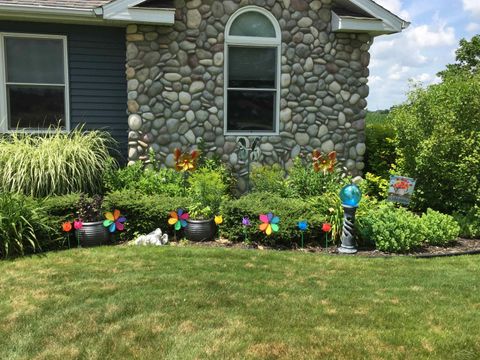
[387,176,416,205]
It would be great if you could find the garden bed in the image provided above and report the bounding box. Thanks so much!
[169,238,480,258]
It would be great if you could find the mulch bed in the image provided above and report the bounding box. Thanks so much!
[170,238,480,258]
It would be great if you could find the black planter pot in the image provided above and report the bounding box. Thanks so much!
[184,218,216,242]
[75,221,110,247]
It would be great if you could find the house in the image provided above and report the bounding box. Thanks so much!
[0,0,408,191]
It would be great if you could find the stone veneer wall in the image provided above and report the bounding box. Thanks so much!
[126,0,371,192]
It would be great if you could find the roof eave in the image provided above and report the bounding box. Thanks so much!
[332,11,406,35]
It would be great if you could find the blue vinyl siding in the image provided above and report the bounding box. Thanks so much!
[0,21,127,157]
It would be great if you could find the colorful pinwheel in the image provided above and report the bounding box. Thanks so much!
[259,213,280,236]
[103,210,127,233]
[312,150,337,174]
[62,221,72,232]
[322,222,332,249]
[173,148,199,172]
[297,220,308,248]
[168,209,189,230]
[74,220,83,230]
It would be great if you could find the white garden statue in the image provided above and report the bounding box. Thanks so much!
[133,228,168,246]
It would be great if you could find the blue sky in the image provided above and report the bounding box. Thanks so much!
[368,0,480,110]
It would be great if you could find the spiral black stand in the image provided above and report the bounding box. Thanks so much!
[338,205,358,254]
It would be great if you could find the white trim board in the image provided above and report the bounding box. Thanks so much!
[337,0,410,34]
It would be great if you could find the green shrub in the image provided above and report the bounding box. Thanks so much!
[103,190,191,240]
[0,193,56,258]
[250,164,291,197]
[453,208,480,239]
[103,162,184,197]
[357,203,425,253]
[188,167,228,218]
[420,209,460,246]
[360,172,389,201]
[0,127,117,197]
[220,192,339,246]
[365,122,396,178]
[392,74,480,213]
[286,157,348,198]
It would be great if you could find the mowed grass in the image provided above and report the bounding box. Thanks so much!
[0,247,479,360]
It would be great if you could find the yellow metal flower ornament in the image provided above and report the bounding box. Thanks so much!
[312,150,337,174]
[173,148,200,172]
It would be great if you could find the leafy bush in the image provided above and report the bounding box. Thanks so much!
[220,192,339,246]
[365,122,396,178]
[0,193,56,258]
[360,172,389,201]
[287,157,348,198]
[421,209,460,246]
[188,167,228,218]
[392,74,480,213]
[250,164,292,197]
[453,208,480,239]
[0,127,116,197]
[103,190,191,240]
[103,162,184,196]
[357,203,425,253]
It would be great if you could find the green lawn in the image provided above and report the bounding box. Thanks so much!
[0,247,479,360]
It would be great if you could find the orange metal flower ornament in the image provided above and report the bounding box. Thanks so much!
[173,148,199,172]
[312,150,337,174]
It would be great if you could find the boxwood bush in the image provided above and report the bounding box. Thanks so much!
[421,209,460,246]
[103,190,191,240]
[219,192,341,246]
[358,203,460,252]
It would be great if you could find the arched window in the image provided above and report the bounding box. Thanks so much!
[224,6,281,135]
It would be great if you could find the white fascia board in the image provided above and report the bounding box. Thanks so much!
[102,0,175,25]
[103,7,174,25]
[0,4,111,25]
[347,0,410,33]
[332,11,397,35]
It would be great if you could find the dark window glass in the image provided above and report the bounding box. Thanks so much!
[5,37,64,84]
[227,90,275,132]
[229,12,276,38]
[7,86,65,129]
[229,47,276,89]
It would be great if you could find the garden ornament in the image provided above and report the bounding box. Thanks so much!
[168,208,189,241]
[173,148,199,172]
[338,184,362,254]
[103,210,127,233]
[133,228,168,246]
[259,213,280,236]
[297,220,308,248]
[312,150,337,174]
[236,137,261,193]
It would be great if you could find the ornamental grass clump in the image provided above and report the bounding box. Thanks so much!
[0,127,116,197]
[0,192,54,258]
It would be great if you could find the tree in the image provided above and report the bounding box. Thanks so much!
[438,35,480,78]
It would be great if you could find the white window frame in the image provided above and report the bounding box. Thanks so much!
[224,6,281,136]
[0,32,70,133]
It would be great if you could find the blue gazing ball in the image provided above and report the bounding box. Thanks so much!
[339,184,362,207]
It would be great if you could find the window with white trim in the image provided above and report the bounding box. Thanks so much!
[0,33,69,132]
[224,7,281,135]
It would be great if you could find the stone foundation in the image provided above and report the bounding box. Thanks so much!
[126,0,371,192]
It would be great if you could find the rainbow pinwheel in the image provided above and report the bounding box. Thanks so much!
[168,209,189,230]
[312,150,337,174]
[259,213,280,236]
[103,210,126,233]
